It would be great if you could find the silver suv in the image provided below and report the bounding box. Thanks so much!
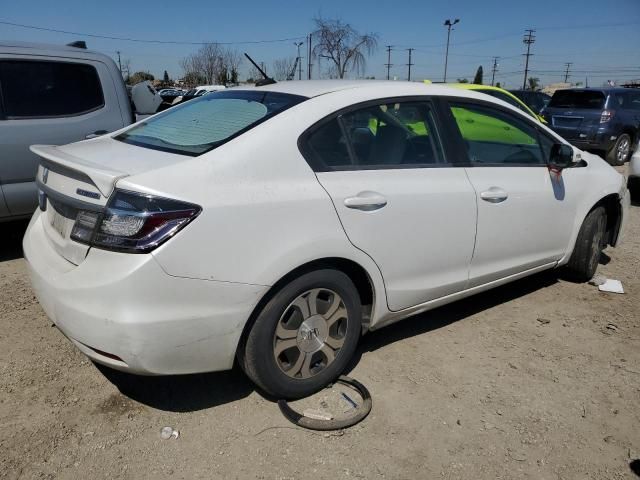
[0,41,133,222]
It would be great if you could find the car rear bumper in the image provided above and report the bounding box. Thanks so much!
[23,210,268,375]
[562,133,617,152]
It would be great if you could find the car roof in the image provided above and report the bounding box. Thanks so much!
[554,87,633,94]
[0,40,114,63]
[232,79,492,99]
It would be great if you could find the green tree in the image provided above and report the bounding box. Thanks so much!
[527,77,540,91]
[215,67,228,85]
[230,68,239,84]
[163,70,170,83]
[183,71,206,86]
[457,78,469,83]
[473,66,483,85]
[128,71,154,85]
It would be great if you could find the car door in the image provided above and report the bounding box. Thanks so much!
[0,57,126,216]
[301,98,477,311]
[443,99,578,287]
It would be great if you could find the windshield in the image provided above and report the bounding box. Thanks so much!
[116,90,306,156]
[548,90,606,109]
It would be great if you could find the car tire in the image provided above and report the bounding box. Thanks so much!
[564,206,606,282]
[241,269,362,399]
[606,134,631,166]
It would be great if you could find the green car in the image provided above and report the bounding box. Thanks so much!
[451,83,547,124]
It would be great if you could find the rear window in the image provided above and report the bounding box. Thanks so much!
[116,90,306,156]
[0,60,104,118]
[548,90,606,109]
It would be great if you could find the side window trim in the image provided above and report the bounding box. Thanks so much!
[0,59,106,120]
[440,96,554,168]
[298,95,461,172]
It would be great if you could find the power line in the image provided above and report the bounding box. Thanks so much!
[385,45,393,80]
[0,19,306,45]
[406,48,414,81]
[522,29,536,90]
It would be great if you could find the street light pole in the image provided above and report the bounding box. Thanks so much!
[443,18,460,83]
[294,42,304,80]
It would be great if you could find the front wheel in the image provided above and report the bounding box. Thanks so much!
[606,134,631,166]
[564,206,606,282]
[241,269,362,399]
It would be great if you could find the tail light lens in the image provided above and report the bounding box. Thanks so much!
[70,190,201,253]
[600,109,615,123]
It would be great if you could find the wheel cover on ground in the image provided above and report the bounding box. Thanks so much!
[273,288,349,379]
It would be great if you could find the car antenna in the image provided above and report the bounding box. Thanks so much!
[244,53,276,87]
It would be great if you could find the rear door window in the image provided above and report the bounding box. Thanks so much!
[0,60,104,118]
[548,90,605,109]
[305,100,446,170]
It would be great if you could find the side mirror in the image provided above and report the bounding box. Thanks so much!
[549,143,574,170]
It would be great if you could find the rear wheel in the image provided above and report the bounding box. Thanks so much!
[241,269,361,399]
[564,206,606,282]
[606,134,631,166]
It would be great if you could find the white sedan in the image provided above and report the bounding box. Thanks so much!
[23,81,630,398]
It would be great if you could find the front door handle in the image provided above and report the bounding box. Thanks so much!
[480,187,508,203]
[85,130,109,139]
[344,191,387,211]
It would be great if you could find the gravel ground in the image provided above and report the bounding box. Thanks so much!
[1,171,639,480]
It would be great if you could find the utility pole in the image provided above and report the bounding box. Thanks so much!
[406,48,414,81]
[490,57,499,86]
[563,62,572,83]
[385,45,393,80]
[443,18,460,83]
[307,33,312,80]
[294,42,304,80]
[522,29,536,90]
[116,50,122,73]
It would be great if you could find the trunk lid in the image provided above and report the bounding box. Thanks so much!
[31,137,190,265]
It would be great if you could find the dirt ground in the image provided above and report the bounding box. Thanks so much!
[1,170,639,480]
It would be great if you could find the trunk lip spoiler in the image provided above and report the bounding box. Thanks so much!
[30,144,128,197]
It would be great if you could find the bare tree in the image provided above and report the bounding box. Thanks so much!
[181,43,242,86]
[272,57,296,81]
[312,17,378,79]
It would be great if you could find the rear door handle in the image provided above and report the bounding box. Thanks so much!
[480,187,508,203]
[85,130,109,139]
[344,191,387,211]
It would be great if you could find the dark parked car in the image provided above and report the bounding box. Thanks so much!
[541,88,640,165]
[509,90,551,114]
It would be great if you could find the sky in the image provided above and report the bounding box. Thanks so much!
[2,0,640,88]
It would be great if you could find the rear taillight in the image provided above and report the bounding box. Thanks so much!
[600,109,615,123]
[70,190,201,253]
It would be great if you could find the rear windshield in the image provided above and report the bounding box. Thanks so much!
[116,90,306,156]
[548,90,606,109]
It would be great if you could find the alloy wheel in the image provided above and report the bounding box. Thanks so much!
[273,288,349,379]
[617,137,630,164]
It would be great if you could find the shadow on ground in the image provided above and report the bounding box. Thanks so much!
[96,363,255,413]
[349,270,560,369]
[0,220,28,262]
[100,270,561,412]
